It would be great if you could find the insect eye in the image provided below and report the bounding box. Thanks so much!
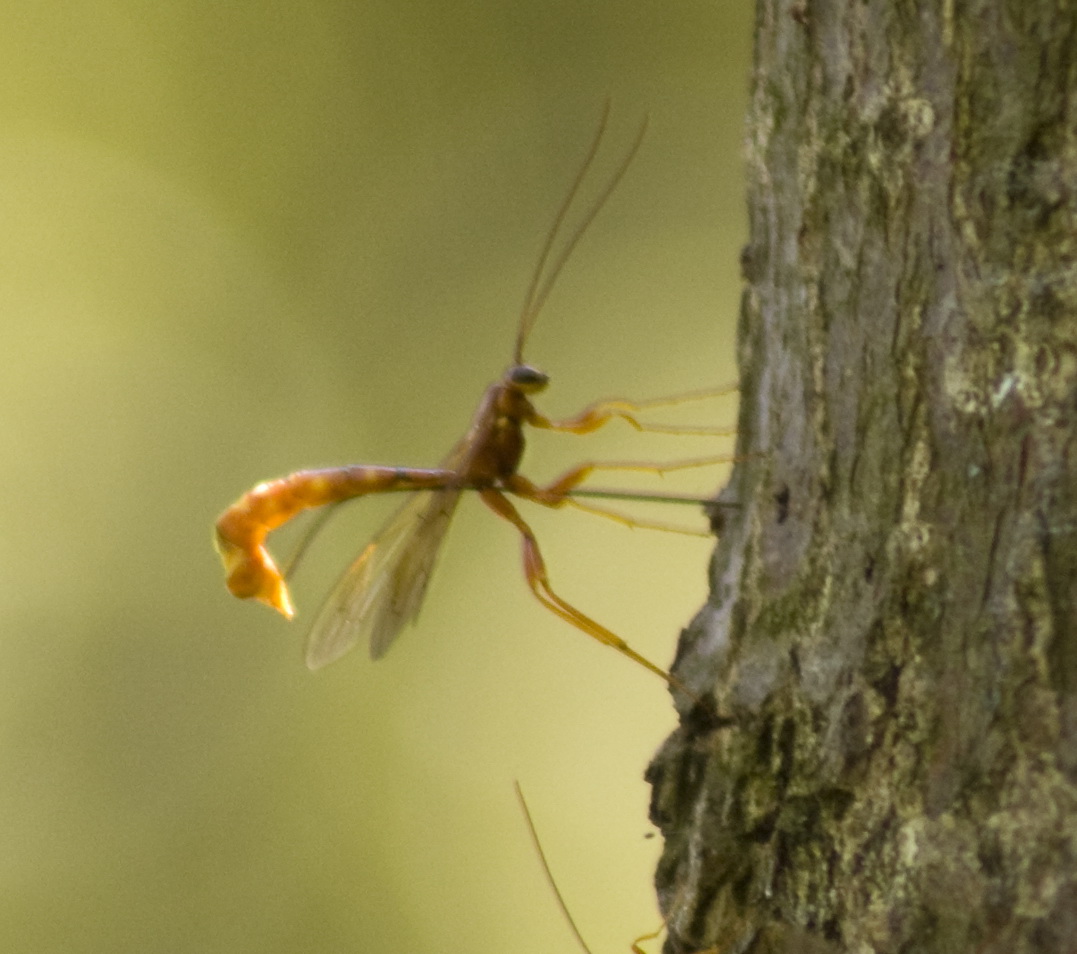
[507,364,549,393]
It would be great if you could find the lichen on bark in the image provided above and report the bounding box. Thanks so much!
[648,3,1077,953]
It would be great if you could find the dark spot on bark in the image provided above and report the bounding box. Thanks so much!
[729,869,753,908]
[777,718,798,790]
[775,485,791,523]
[873,662,902,708]
[839,692,870,767]
[819,786,855,820]
[749,809,779,842]
[645,727,708,832]
[977,833,1004,878]
[1032,285,1066,324]
[708,503,728,535]
[688,699,735,732]
[686,878,722,945]
[1018,433,1031,489]
[756,714,775,763]
[740,242,760,281]
[876,103,908,151]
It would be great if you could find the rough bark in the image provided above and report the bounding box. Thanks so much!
[647,3,1077,953]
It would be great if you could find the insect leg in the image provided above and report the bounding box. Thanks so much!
[508,456,733,505]
[631,924,664,954]
[478,488,673,685]
[530,383,739,437]
[215,466,454,618]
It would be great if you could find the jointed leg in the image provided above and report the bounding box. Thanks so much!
[478,488,674,686]
[555,497,711,536]
[632,927,719,954]
[506,455,733,507]
[631,923,664,954]
[529,383,738,437]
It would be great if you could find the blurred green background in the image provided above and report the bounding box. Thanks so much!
[0,3,750,952]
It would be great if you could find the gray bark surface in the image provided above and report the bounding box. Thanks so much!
[648,3,1077,952]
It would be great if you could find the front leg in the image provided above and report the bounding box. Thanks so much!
[527,384,738,436]
[527,399,647,435]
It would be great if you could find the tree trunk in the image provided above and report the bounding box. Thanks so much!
[647,3,1077,953]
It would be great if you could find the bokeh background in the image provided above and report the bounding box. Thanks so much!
[0,3,751,952]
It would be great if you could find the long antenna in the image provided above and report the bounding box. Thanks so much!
[516,101,609,362]
[514,103,647,364]
[514,780,595,954]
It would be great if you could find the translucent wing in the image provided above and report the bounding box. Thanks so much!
[304,488,463,669]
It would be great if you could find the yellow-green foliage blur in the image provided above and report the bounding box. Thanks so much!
[0,3,750,952]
